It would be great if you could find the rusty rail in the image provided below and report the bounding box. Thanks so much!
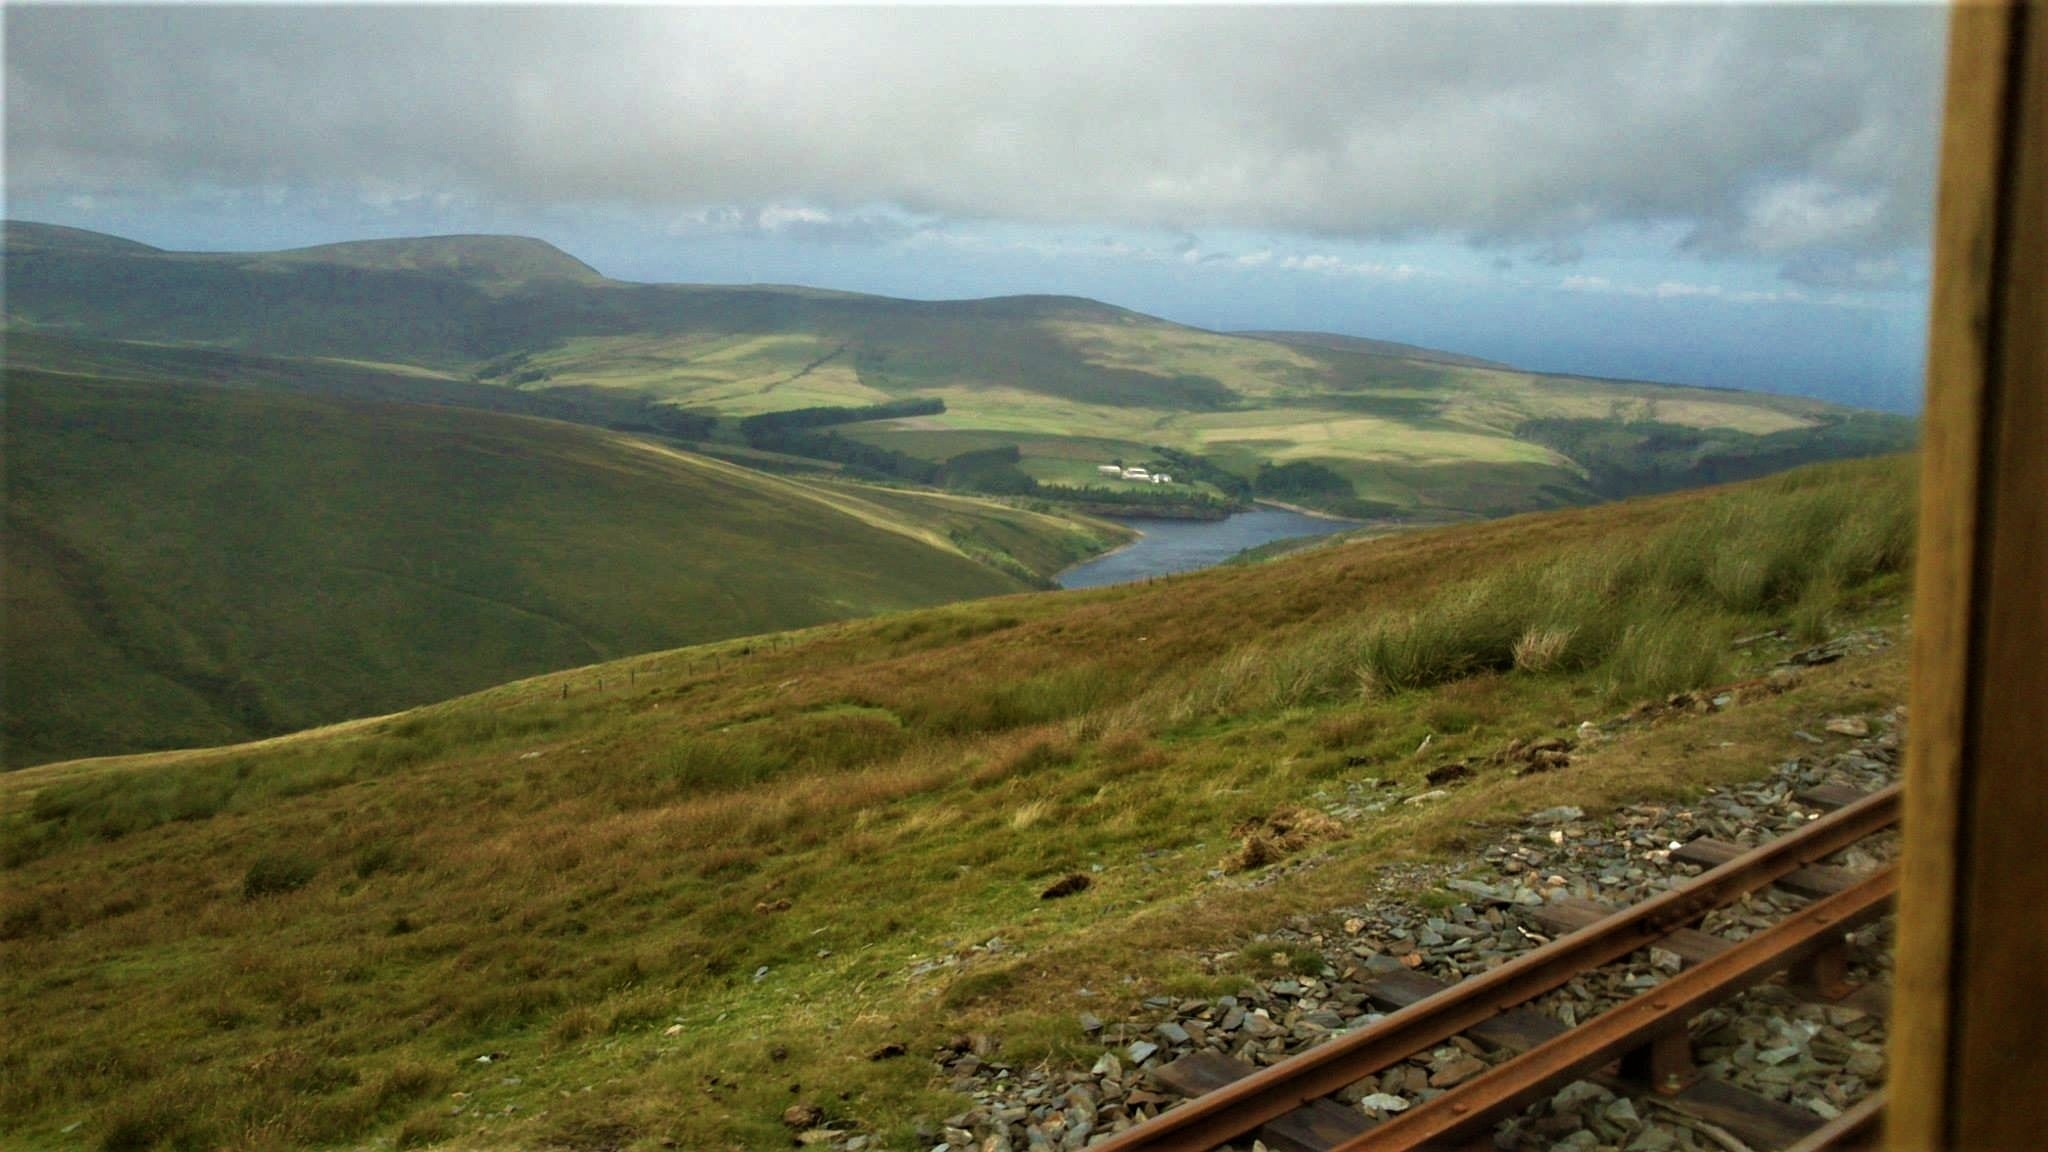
[1329,867,1895,1150]
[1092,783,1900,1152]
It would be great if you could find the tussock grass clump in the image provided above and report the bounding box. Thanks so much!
[909,665,1125,736]
[97,1082,220,1152]
[1512,626,1576,672]
[394,1111,453,1150]
[1606,612,1732,701]
[241,852,319,900]
[1354,578,1530,697]
[1790,581,1842,645]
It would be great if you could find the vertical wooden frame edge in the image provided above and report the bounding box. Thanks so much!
[1890,2,2019,1150]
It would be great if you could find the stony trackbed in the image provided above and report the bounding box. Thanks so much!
[884,703,1903,1152]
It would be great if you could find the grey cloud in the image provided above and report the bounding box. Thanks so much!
[1779,250,1923,291]
[1529,240,1586,267]
[5,6,1944,261]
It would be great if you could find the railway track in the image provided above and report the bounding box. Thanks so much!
[1093,783,1898,1152]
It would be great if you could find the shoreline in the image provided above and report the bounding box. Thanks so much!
[1048,531,1147,586]
[1250,498,1362,523]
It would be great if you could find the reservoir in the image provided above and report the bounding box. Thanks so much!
[1057,504,1352,589]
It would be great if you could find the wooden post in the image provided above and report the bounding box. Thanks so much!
[1890,2,2048,1149]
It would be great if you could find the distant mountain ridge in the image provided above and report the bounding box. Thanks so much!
[253,233,607,288]
[2,220,165,255]
[3,220,1916,522]
[0,221,1465,363]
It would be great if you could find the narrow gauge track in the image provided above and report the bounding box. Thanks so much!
[1095,784,1899,1152]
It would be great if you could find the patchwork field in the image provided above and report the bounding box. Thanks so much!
[4,222,1917,519]
[514,316,1903,516]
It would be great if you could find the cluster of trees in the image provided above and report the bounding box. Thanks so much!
[749,429,942,484]
[1041,483,1238,516]
[1254,460,1401,519]
[937,445,1037,494]
[737,397,944,438]
[460,368,722,440]
[564,390,717,440]
[1150,445,1254,503]
[1253,460,1354,503]
[736,398,950,482]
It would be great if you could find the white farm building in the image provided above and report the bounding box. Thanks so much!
[1101,463,1175,484]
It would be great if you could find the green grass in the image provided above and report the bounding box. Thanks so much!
[0,455,1916,1151]
[1155,457,1912,720]
[4,371,1124,767]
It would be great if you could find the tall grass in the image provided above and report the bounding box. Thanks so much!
[1165,456,1914,716]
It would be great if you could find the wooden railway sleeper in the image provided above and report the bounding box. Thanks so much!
[1618,1022,1699,1096]
[1790,932,1857,1002]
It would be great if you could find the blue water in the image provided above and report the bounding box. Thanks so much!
[1057,505,1352,589]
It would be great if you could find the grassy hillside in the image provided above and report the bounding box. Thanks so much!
[3,222,1917,518]
[4,370,1124,767]
[0,456,1915,1150]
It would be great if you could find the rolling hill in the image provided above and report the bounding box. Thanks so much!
[0,455,1916,1150]
[3,222,1917,519]
[3,368,1125,767]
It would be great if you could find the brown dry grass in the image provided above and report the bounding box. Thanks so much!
[1223,806,1350,872]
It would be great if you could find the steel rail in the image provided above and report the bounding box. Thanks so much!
[1092,783,1899,1152]
[1327,866,1896,1151]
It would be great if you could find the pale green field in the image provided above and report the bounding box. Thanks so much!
[906,387,1180,441]
[528,333,892,414]
[530,325,1811,467]
[1045,319,1330,398]
[847,393,1562,470]
[1180,408,1569,466]
[1440,370,1822,436]
[531,328,1820,440]
[312,356,466,380]
[506,312,1873,517]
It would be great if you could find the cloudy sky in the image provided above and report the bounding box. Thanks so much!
[6,4,1946,410]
